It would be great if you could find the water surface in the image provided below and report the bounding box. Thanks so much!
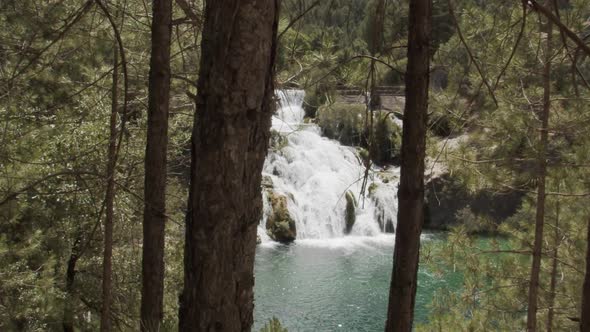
[253,235,456,331]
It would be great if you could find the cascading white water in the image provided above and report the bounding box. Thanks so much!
[259,90,399,241]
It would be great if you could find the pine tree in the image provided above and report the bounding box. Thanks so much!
[385,0,432,330]
[140,0,172,330]
[179,0,280,330]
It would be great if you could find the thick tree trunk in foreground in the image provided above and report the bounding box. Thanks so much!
[526,4,552,330]
[385,0,431,331]
[581,216,590,331]
[140,0,172,330]
[100,46,118,332]
[179,0,279,331]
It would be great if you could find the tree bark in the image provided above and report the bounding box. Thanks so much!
[63,237,81,332]
[178,0,279,331]
[100,46,118,332]
[140,0,172,330]
[385,0,431,331]
[526,2,552,330]
[581,216,590,331]
[546,185,559,332]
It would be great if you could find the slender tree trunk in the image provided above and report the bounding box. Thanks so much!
[546,184,560,332]
[581,216,590,331]
[385,0,431,331]
[178,0,279,331]
[100,46,118,332]
[140,0,172,330]
[63,237,81,332]
[526,3,552,330]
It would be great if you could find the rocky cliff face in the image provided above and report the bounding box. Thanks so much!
[424,173,524,232]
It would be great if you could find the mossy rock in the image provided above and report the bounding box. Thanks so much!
[344,191,357,234]
[371,113,402,166]
[318,102,366,146]
[266,192,297,243]
[318,104,401,166]
[303,87,330,118]
[368,182,379,196]
[261,175,274,189]
[358,147,370,167]
[269,130,288,151]
[376,171,398,184]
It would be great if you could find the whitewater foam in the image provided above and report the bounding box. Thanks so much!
[259,90,399,242]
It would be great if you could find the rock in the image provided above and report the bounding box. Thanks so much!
[303,85,330,118]
[317,103,401,166]
[266,192,297,243]
[261,175,273,189]
[358,148,370,167]
[317,102,366,146]
[431,66,449,91]
[372,113,402,166]
[269,129,288,151]
[376,171,398,184]
[374,204,395,233]
[344,191,357,234]
[272,167,281,177]
[368,182,379,196]
[256,235,262,245]
[367,183,395,233]
[424,173,524,232]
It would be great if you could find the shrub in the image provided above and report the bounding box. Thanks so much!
[317,102,366,146]
[372,112,402,165]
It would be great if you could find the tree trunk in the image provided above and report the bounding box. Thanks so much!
[178,0,279,331]
[100,46,118,332]
[546,185,559,332]
[140,0,172,330]
[385,0,431,331]
[526,3,552,330]
[581,216,590,331]
[63,237,81,332]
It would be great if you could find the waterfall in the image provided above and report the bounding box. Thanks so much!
[259,90,399,241]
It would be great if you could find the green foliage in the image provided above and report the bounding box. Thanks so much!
[317,103,401,165]
[427,91,469,138]
[276,0,409,90]
[372,113,402,165]
[0,0,199,329]
[259,317,288,332]
[419,0,590,329]
[318,102,366,146]
[2,0,590,330]
[302,86,330,118]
